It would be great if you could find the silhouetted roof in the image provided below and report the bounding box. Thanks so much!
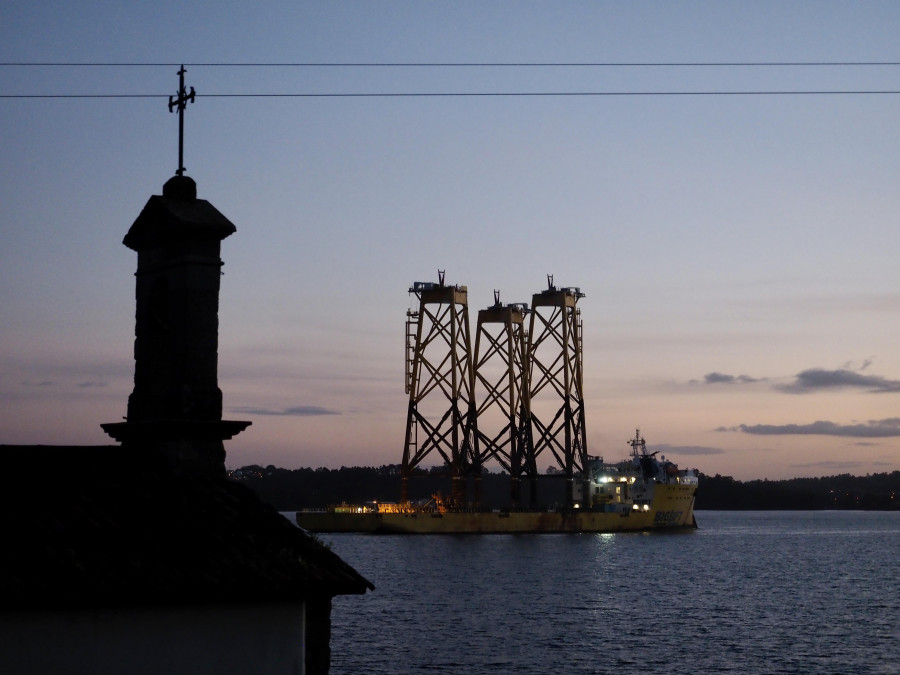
[0,446,373,609]
[123,176,237,251]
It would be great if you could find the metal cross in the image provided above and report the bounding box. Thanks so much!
[168,65,195,176]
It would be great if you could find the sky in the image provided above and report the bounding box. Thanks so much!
[3,1,900,480]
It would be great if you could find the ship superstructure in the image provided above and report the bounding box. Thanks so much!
[578,429,698,519]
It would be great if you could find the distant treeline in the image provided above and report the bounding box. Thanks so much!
[230,464,900,511]
[696,472,899,510]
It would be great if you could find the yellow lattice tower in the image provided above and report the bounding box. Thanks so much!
[472,291,530,507]
[525,275,587,507]
[401,271,476,505]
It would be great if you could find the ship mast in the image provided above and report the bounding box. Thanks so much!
[629,428,647,459]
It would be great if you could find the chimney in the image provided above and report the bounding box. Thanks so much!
[102,175,250,474]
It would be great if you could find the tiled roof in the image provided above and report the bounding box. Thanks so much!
[0,446,373,609]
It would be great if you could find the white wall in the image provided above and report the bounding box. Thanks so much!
[0,602,306,675]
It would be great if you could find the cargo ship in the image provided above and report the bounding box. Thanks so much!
[296,431,698,534]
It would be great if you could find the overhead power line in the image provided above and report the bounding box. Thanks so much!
[3,61,900,67]
[4,61,900,98]
[4,90,900,99]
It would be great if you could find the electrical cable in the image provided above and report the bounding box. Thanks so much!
[2,61,900,67]
[3,90,900,99]
[4,61,899,98]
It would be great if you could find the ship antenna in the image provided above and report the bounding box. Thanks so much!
[629,428,647,457]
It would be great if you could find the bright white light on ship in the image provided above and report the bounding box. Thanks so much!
[632,504,639,511]
[643,504,650,511]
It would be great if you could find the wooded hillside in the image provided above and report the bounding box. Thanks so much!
[230,464,900,511]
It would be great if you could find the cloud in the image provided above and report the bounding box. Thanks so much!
[700,362,900,394]
[790,460,867,471]
[230,405,340,416]
[77,381,108,388]
[776,368,900,394]
[718,418,900,438]
[852,358,874,371]
[653,443,725,456]
[704,372,760,385]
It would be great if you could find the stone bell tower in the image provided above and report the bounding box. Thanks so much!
[102,66,249,473]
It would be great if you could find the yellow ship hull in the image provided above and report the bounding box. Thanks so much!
[296,483,696,534]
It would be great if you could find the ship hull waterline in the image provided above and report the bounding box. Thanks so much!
[296,484,697,534]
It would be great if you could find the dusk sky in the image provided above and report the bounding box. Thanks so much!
[3,2,900,480]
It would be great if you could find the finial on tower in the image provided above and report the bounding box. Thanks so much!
[168,65,195,177]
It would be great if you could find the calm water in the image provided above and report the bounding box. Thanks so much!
[324,511,900,674]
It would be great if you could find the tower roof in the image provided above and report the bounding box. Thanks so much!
[123,176,236,251]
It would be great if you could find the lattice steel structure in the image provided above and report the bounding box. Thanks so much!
[525,276,587,506]
[402,272,476,505]
[472,291,530,507]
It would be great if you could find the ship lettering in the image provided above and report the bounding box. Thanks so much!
[653,510,684,525]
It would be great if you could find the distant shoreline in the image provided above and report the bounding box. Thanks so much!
[230,464,900,512]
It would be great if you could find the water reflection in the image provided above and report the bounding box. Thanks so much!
[327,512,900,674]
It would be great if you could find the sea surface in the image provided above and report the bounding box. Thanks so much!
[321,511,900,674]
